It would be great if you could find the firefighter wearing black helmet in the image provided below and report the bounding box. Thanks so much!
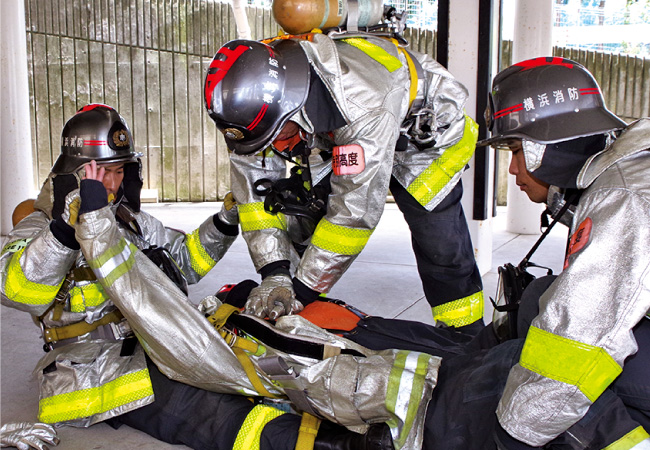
[477,57,650,448]
[0,104,255,447]
[205,34,485,332]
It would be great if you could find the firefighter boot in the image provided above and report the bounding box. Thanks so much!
[313,422,395,450]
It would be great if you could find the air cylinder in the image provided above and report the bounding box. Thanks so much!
[272,0,383,34]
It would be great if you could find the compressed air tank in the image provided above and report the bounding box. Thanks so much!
[272,0,384,34]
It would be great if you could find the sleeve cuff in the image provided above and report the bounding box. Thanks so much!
[259,260,291,279]
[212,213,239,236]
[79,179,108,214]
[293,277,321,305]
[50,219,80,250]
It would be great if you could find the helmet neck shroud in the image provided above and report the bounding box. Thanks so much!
[531,133,608,189]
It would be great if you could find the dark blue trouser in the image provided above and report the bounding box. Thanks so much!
[390,177,484,330]
[106,357,301,450]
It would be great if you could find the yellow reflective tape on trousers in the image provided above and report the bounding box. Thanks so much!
[385,350,431,448]
[86,238,137,288]
[603,426,650,450]
[38,369,153,423]
[520,326,622,402]
[233,404,285,450]
[407,116,479,207]
[311,219,374,256]
[432,291,484,327]
[342,38,403,72]
[186,228,216,277]
[239,202,287,233]
[69,283,109,312]
[4,248,63,306]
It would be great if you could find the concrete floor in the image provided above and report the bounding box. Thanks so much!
[0,202,569,449]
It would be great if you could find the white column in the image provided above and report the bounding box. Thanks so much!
[505,0,553,234]
[448,0,494,276]
[1,0,35,235]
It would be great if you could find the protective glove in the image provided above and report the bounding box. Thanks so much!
[0,422,59,450]
[245,274,303,320]
[217,192,238,227]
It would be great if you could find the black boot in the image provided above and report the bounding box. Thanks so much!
[313,422,395,450]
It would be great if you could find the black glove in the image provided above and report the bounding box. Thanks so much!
[79,179,108,215]
[50,174,80,250]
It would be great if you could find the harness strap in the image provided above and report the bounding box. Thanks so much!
[295,413,322,450]
[42,309,124,343]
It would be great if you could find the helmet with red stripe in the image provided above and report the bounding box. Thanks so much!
[53,104,142,174]
[204,39,310,155]
[478,57,626,148]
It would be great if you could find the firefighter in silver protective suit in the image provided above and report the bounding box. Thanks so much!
[474,57,650,449]
[0,104,425,450]
[203,32,485,332]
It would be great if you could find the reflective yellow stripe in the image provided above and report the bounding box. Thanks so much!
[521,326,622,402]
[311,219,374,256]
[69,283,109,312]
[239,202,287,233]
[342,38,403,72]
[407,116,479,206]
[3,248,63,306]
[385,350,432,448]
[186,229,216,277]
[432,291,484,327]
[87,239,137,288]
[603,426,650,450]
[233,405,285,450]
[38,369,153,423]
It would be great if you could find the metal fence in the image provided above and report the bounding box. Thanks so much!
[25,0,649,201]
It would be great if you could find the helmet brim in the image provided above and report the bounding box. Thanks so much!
[51,152,143,174]
[477,108,627,148]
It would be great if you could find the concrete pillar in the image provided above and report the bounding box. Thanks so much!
[1,0,35,235]
[448,0,494,276]
[505,0,553,234]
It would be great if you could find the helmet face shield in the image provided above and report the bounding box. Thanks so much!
[204,39,310,155]
[478,57,626,148]
[53,104,142,174]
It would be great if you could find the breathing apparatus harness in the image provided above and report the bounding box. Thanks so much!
[254,134,331,228]
[491,191,580,341]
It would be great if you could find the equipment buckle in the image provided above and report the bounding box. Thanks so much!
[221,327,238,347]
[109,319,133,340]
[408,108,439,145]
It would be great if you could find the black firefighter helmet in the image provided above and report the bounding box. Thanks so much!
[52,104,144,211]
[204,38,311,155]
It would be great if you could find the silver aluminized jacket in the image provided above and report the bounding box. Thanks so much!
[75,205,441,450]
[497,119,650,446]
[0,174,235,426]
[231,33,478,293]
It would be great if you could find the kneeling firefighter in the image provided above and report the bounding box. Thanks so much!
[203,13,485,333]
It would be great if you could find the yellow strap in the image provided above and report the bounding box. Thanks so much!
[341,38,403,72]
[397,47,418,109]
[233,347,278,399]
[42,310,124,343]
[207,303,241,329]
[295,412,322,450]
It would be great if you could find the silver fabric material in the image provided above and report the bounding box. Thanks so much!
[521,139,546,172]
[76,205,441,449]
[0,422,59,450]
[1,173,235,425]
[244,273,303,319]
[497,118,650,446]
[231,33,470,293]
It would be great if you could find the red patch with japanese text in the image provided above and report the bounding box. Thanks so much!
[332,145,365,176]
[564,217,592,269]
